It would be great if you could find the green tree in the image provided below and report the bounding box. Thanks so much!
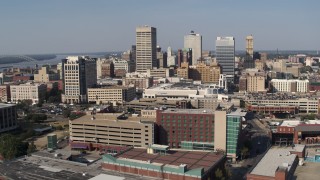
[46,89,62,103]
[16,99,33,113]
[27,141,37,155]
[26,114,47,123]
[0,134,28,160]
[225,165,232,179]
[62,109,72,118]
[240,100,245,108]
[55,125,63,130]
[240,146,249,160]
[215,168,225,180]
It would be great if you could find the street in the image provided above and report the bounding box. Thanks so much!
[230,118,271,180]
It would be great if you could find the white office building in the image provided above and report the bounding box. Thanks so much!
[271,79,309,93]
[184,31,202,65]
[61,56,97,104]
[167,46,176,67]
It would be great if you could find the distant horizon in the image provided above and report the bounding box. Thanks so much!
[1,50,320,56]
[0,0,319,54]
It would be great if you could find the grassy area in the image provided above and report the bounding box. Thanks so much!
[33,130,68,149]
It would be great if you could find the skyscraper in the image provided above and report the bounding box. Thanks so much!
[215,37,235,77]
[61,56,97,104]
[244,35,254,69]
[136,26,157,73]
[166,46,176,67]
[184,31,202,66]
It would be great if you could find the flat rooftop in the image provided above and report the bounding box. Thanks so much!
[0,103,16,108]
[294,162,320,180]
[89,86,132,90]
[280,120,302,127]
[161,108,215,115]
[116,148,224,172]
[71,113,155,123]
[250,147,298,177]
[148,82,218,90]
[228,108,246,117]
[295,124,320,132]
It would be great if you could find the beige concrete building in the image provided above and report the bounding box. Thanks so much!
[260,52,268,61]
[34,66,59,83]
[97,58,114,78]
[184,31,202,65]
[246,98,318,114]
[194,98,219,110]
[177,62,189,79]
[10,83,47,104]
[122,72,153,90]
[272,59,287,72]
[247,73,265,92]
[62,56,97,104]
[87,86,135,105]
[189,62,221,83]
[286,65,300,78]
[214,111,227,152]
[146,68,173,78]
[255,60,266,71]
[69,113,155,148]
[136,26,157,73]
[141,109,157,118]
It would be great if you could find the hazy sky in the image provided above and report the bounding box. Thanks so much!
[0,0,319,54]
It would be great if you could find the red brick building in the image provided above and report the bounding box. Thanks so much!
[293,124,320,144]
[156,109,215,148]
[102,147,227,180]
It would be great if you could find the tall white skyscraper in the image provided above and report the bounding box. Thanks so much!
[184,31,202,66]
[167,46,176,67]
[216,37,235,77]
[61,56,97,104]
[136,26,157,73]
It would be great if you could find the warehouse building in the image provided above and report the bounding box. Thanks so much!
[102,146,226,180]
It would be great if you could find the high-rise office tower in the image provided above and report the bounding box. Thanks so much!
[156,46,167,68]
[136,26,157,73]
[61,56,97,104]
[184,31,202,66]
[167,46,176,67]
[216,37,235,77]
[244,35,254,69]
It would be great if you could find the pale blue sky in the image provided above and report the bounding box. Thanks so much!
[0,0,319,54]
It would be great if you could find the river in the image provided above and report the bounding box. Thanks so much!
[0,54,104,71]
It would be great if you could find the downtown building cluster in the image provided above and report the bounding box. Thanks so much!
[1,25,320,180]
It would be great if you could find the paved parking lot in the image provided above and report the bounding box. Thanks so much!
[0,160,92,180]
[294,162,320,180]
[0,155,155,180]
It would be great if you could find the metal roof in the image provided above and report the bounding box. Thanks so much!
[295,124,320,132]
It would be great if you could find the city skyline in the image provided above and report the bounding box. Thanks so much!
[0,0,319,54]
